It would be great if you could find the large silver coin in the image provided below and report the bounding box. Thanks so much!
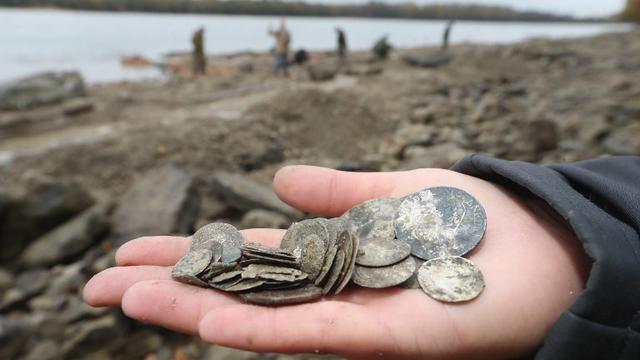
[352,256,416,289]
[344,198,398,241]
[171,248,215,287]
[240,284,323,306]
[417,256,485,302]
[280,219,329,281]
[191,222,244,263]
[356,237,411,267]
[395,187,486,261]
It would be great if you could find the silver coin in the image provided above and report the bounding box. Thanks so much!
[280,219,329,281]
[400,256,426,289]
[209,270,243,284]
[352,256,416,289]
[198,262,238,282]
[356,237,411,267]
[171,248,215,287]
[314,245,338,286]
[344,198,398,241]
[322,249,345,295]
[334,232,359,294]
[417,256,485,302]
[191,222,245,263]
[395,187,486,261]
[222,278,266,292]
[240,284,323,306]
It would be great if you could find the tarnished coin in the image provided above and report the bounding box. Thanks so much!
[198,262,238,281]
[356,237,411,267]
[344,198,398,241]
[191,222,245,263]
[223,279,266,292]
[352,256,416,289]
[322,250,345,295]
[417,256,485,302]
[323,217,348,250]
[241,264,305,281]
[171,248,215,287]
[314,245,338,286]
[400,256,426,290]
[240,284,323,306]
[239,257,301,269]
[334,232,359,294]
[280,219,329,281]
[209,270,242,284]
[395,187,486,261]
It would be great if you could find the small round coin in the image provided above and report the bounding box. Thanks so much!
[191,222,244,263]
[280,219,329,281]
[344,198,398,241]
[356,237,411,267]
[352,256,416,289]
[417,256,485,302]
[395,187,486,261]
[171,248,215,287]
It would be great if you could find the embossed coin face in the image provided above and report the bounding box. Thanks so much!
[280,219,329,281]
[395,187,486,261]
[240,284,323,306]
[356,237,411,267]
[171,248,214,287]
[191,222,244,263]
[345,198,398,241]
[417,256,485,302]
[352,256,416,289]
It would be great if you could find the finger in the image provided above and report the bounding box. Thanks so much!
[84,265,172,307]
[273,165,399,216]
[116,229,286,266]
[116,236,189,266]
[121,280,238,335]
[199,301,395,357]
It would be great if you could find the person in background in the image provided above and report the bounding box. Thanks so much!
[269,19,291,77]
[442,20,455,51]
[336,27,348,63]
[372,35,392,60]
[191,27,206,76]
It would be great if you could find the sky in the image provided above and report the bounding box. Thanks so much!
[310,0,627,18]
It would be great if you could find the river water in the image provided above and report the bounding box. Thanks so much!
[0,8,632,83]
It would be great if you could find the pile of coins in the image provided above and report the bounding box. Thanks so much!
[172,186,487,305]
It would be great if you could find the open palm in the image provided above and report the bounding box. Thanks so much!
[84,165,588,359]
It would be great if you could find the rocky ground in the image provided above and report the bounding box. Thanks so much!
[1,28,639,359]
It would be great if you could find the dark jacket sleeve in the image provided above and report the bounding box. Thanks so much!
[451,154,640,360]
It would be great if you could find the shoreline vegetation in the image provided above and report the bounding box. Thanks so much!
[0,0,593,22]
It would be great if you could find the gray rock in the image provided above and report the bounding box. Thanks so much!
[308,65,337,81]
[111,166,200,246]
[62,97,94,116]
[20,339,63,360]
[528,119,558,152]
[0,316,30,359]
[0,267,13,293]
[28,294,68,312]
[62,315,120,357]
[87,249,116,274]
[241,209,289,229]
[394,125,434,157]
[45,262,85,295]
[603,123,640,155]
[401,143,470,170]
[208,172,302,218]
[402,53,453,68]
[233,141,284,171]
[0,180,95,261]
[0,269,49,310]
[202,345,260,360]
[20,203,111,268]
[0,72,86,111]
[60,296,110,324]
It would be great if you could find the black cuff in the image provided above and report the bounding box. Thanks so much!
[451,154,640,360]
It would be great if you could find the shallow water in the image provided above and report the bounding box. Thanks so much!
[0,8,632,83]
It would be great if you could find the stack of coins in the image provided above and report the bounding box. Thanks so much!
[172,186,487,305]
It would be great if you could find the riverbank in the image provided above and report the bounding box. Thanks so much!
[0,29,639,359]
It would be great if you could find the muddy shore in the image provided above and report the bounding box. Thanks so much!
[0,29,639,359]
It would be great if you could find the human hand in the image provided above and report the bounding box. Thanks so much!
[84,165,589,359]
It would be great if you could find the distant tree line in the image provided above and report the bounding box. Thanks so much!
[0,0,577,22]
[621,0,640,21]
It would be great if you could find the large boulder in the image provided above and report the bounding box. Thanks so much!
[0,72,86,111]
[0,181,95,261]
[111,166,200,246]
[208,172,301,219]
[20,203,111,268]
